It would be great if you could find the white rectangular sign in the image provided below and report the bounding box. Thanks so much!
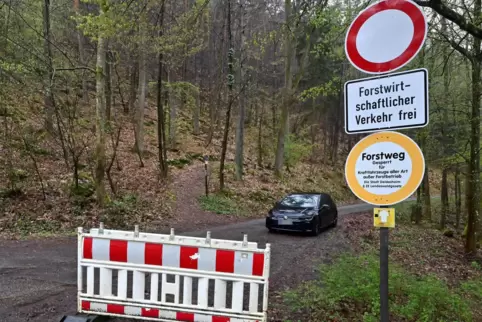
[344,68,429,134]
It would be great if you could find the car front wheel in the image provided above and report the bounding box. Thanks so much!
[331,215,338,228]
[310,217,321,236]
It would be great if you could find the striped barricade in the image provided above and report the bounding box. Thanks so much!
[76,224,271,322]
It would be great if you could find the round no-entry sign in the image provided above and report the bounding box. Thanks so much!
[345,0,427,74]
[345,131,425,205]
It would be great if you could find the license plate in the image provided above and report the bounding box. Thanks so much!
[278,218,293,225]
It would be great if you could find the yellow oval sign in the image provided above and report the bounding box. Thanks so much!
[345,131,424,205]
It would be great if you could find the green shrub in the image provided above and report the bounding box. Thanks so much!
[70,172,95,199]
[461,278,482,302]
[198,194,243,216]
[101,193,140,229]
[0,187,23,198]
[285,253,474,322]
[11,168,29,181]
[167,158,192,168]
[248,190,275,203]
[13,213,62,236]
[186,152,203,161]
[395,275,471,321]
[284,134,312,169]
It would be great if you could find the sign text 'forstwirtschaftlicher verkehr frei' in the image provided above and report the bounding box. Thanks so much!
[344,68,428,134]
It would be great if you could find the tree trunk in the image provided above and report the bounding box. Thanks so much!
[193,89,201,135]
[414,183,422,224]
[94,33,107,206]
[73,0,87,100]
[257,103,264,168]
[105,50,113,121]
[135,44,146,158]
[440,18,450,230]
[3,109,15,191]
[322,118,328,161]
[274,0,293,177]
[206,90,218,146]
[193,55,201,136]
[441,168,449,229]
[206,12,226,147]
[455,167,461,230]
[43,0,54,134]
[235,0,246,181]
[168,71,177,148]
[219,0,234,191]
[271,43,277,134]
[465,26,481,254]
[157,0,168,179]
[127,61,138,115]
[422,169,432,221]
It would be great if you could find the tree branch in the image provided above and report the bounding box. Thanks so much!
[415,0,482,39]
[55,67,96,74]
[437,30,473,61]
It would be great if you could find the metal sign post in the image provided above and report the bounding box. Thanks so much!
[374,207,394,322]
[380,226,389,322]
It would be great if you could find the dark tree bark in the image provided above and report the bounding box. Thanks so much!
[274,0,293,177]
[234,0,246,181]
[441,168,449,229]
[43,0,54,134]
[128,60,138,115]
[455,167,461,230]
[257,101,264,168]
[465,31,481,254]
[105,50,113,121]
[193,54,200,136]
[414,184,423,224]
[157,0,168,179]
[73,0,87,100]
[94,25,107,206]
[422,170,432,221]
[219,0,234,191]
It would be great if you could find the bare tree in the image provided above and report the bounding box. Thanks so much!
[219,0,234,191]
[43,0,54,133]
[94,8,107,206]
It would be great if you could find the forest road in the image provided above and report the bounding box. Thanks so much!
[0,202,378,322]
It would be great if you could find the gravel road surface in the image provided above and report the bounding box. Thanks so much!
[0,202,375,322]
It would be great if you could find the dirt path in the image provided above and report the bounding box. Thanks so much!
[166,163,240,232]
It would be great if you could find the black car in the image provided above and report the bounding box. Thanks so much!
[265,193,338,235]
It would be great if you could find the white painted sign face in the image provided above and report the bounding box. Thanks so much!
[355,141,411,196]
[345,131,425,206]
[345,0,427,74]
[344,68,428,134]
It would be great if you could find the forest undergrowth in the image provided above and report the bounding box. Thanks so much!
[1,105,440,238]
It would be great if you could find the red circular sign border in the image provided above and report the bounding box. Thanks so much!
[345,0,427,74]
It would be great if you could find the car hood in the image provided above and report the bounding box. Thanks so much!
[272,207,315,218]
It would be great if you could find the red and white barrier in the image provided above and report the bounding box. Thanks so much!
[76,225,271,322]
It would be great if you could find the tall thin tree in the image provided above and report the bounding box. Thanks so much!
[94,7,108,206]
[43,0,54,134]
[157,0,168,179]
[219,0,234,191]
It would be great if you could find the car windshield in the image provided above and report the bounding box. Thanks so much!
[279,194,319,208]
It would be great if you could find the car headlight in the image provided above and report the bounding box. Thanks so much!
[300,211,316,219]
